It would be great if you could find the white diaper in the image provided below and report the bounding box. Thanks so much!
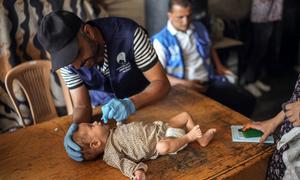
[165,127,188,154]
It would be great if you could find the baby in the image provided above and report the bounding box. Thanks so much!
[72,112,216,179]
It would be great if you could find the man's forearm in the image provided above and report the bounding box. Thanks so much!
[69,85,93,124]
[211,48,222,67]
[167,75,186,86]
[130,79,170,110]
[130,61,170,110]
[72,106,92,124]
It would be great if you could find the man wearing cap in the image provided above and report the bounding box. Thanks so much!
[37,10,170,161]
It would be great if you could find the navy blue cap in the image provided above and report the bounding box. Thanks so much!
[37,10,83,71]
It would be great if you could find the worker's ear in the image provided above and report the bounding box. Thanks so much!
[167,8,174,20]
[82,24,96,40]
[90,138,102,149]
[167,12,172,20]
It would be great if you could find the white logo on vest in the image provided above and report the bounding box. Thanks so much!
[117,52,126,64]
[116,52,131,73]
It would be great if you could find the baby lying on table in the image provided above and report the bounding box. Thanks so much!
[72,112,216,179]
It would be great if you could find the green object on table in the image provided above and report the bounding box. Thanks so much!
[239,128,264,138]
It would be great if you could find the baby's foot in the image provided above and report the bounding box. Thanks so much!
[197,128,216,147]
[186,125,202,142]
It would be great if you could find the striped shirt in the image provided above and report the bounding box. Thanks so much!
[60,27,157,89]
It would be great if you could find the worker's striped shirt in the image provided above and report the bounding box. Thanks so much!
[60,27,157,89]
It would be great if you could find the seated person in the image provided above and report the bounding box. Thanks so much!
[72,112,216,179]
[151,0,256,117]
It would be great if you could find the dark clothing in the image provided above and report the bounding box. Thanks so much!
[205,79,256,117]
[266,75,299,179]
[68,17,150,106]
[243,21,282,83]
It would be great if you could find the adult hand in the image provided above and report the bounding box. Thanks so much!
[134,170,146,180]
[183,80,207,93]
[64,123,83,161]
[224,70,237,84]
[242,119,277,143]
[285,101,300,126]
[101,98,136,123]
[215,64,230,76]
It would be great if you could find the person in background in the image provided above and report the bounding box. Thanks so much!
[243,74,300,179]
[37,10,170,161]
[241,0,284,97]
[151,0,256,117]
[72,112,216,179]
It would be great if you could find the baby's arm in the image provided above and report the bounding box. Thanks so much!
[134,169,146,180]
[104,151,148,179]
[110,158,147,179]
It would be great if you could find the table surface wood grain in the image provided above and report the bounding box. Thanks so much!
[0,86,274,179]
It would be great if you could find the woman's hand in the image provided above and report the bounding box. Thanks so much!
[243,119,278,143]
[215,64,230,76]
[285,101,300,127]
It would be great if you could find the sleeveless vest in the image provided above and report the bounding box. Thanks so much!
[151,21,216,80]
[69,17,149,106]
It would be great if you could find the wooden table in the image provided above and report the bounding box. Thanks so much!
[0,86,274,179]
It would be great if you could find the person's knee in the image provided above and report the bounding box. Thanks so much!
[156,141,170,155]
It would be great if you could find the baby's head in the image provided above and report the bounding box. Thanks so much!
[72,121,110,161]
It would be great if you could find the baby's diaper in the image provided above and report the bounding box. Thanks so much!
[165,127,187,154]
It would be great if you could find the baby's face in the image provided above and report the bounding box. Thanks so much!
[78,121,109,139]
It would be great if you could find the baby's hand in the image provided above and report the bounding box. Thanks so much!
[134,169,146,180]
[116,122,123,126]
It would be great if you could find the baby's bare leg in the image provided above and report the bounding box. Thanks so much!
[197,129,216,147]
[168,112,216,147]
[168,112,196,131]
[156,125,202,155]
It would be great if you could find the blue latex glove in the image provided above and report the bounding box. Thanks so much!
[101,98,136,123]
[64,123,83,161]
